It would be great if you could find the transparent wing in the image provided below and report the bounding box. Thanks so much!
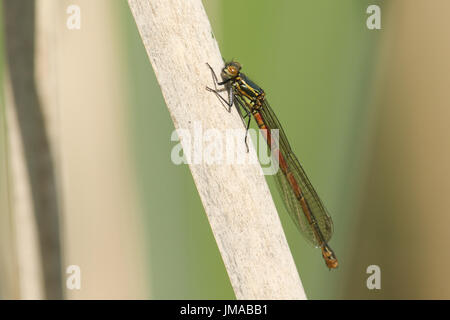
[259,100,333,247]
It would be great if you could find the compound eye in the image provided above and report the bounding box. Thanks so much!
[229,66,236,74]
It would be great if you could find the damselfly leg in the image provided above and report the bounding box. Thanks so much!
[206,63,252,152]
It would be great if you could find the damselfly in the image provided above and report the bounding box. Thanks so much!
[206,61,338,269]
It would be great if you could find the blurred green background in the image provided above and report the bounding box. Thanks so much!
[2,0,450,299]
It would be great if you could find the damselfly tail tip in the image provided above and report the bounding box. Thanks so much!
[321,244,338,269]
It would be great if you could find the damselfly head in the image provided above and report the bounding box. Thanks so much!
[321,244,339,269]
[221,61,241,80]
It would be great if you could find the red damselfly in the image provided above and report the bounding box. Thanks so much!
[206,61,338,269]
